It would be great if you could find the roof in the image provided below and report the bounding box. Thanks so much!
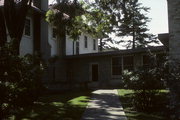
[66,46,166,59]
[158,33,169,48]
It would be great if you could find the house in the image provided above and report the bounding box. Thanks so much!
[0,0,168,89]
[65,46,166,88]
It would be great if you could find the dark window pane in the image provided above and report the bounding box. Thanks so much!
[123,56,134,71]
[143,55,151,67]
[84,36,87,48]
[93,39,96,50]
[112,66,122,75]
[25,19,30,36]
[112,57,122,75]
[123,56,134,66]
[52,28,56,38]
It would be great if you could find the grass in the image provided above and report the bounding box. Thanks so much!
[10,90,92,120]
[118,89,169,120]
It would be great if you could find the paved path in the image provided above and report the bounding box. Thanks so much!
[81,89,127,120]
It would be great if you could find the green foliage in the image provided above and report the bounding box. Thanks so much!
[116,0,158,48]
[118,89,169,120]
[122,67,165,112]
[0,43,44,119]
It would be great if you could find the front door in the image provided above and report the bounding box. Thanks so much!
[91,64,98,82]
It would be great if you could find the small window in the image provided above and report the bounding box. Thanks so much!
[112,57,122,75]
[52,28,57,38]
[24,19,31,36]
[84,36,88,48]
[123,56,134,71]
[93,39,96,50]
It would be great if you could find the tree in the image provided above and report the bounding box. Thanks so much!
[116,0,158,49]
[47,0,120,51]
[0,0,32,55]
[0,1,44,119]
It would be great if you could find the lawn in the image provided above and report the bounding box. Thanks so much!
[118,89,169,120]
[10,90,92,120]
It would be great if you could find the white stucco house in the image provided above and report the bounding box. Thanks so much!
[1,0,98,58]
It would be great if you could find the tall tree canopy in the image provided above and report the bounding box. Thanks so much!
[115,0,158,49]
[47,0,158,50]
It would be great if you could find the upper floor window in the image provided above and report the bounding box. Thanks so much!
[52,28,57,38]
[93,39,96,50]
[24,18,31,36]
[84,36,88,48]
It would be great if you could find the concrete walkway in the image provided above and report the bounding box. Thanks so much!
[81,89,127,120]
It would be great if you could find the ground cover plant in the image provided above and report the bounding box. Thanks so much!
[118,89,169,120]
[9,90,92,120]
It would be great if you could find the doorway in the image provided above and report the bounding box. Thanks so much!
[91,64,99,82]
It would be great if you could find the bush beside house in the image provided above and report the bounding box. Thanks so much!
[0,43,44,119]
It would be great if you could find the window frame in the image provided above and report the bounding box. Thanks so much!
[24,18,31,37]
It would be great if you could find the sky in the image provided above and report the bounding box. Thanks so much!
[49,0,169,35]
[139,0,168,35]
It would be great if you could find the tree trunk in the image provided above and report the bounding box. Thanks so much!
[4,0,32,55]
[0,8,7,47]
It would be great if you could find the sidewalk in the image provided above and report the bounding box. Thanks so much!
[81,89,127,120]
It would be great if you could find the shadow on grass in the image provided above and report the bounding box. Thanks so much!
[12,90,92,120]
[118,89,170,120]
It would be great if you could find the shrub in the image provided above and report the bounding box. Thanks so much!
[0,43,44,119]
[122,67,165,112]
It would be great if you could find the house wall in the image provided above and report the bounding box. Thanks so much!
[168,0,180,60]
[67,56,112,88]
[66,33,98,55]
[66,51,166,89]
[41,0,48,11]
[19,16,34,56]
[66,35,74,55]
[48,25,59,56]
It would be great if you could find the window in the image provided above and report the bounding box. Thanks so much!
[84,36,87,48]
[24,19,31,36]
[76,41,79,54]
[93,39,96,50]
[52,28,57,38]
[112,57,122,75]
[143,55,151,68]
[123,56,134,71]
